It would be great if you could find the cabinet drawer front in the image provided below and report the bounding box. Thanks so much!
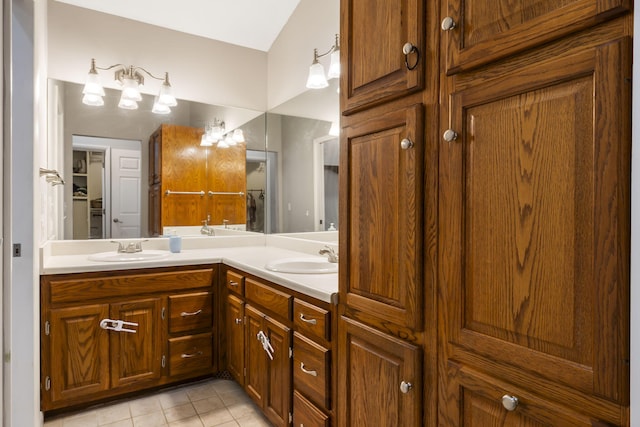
[168,333,213,377]
[245,278,291,320]
[46,267,214,304]
[293,332,330,410]
[226,270,245,295]
[294,299,330,342]
[293,390,330,427]
[169,292,213,333]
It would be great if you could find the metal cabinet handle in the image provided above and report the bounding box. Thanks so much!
[300,362,318,377]
[229,280,239,287]
[501,395,519,411]
[400,381,413,394]
[181,351,204,359]
[235,318,242,325]
[441,16,456,31]
[299,313,317,325]
[401,138,414,150]
[443,129,458,142]
[402,42,420,70]
[180,309,202,317]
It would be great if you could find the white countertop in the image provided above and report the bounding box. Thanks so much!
[40,234,339,303]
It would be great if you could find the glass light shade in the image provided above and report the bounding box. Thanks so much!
[83,72,105,97]
[217,138,230,148]
[158,83,178,107]
[118,95,138,110]
[211,125,224,141]
[82,93,104,106]
[327,49,340,79]
[329,121,339,136]
[225,134,236,146]
[121,77,142,101]
[200,134,213,146]
[306,62,329,89]
[152,97,171,114]
[233,129,245,143]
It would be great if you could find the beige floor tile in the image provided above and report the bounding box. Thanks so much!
[192,395,226,415]
[211,380,242,394]
[132,411,167,427]
[159,388,191,409]
[185,382,219,401]
[163,402,197,423]
[217,389,251,406]
[61,411,99,427]
[98,401,131,425]
[226,402,260,420]
[101,419,134,427]
[198,407,235,427]
[168,415,204,427]
[129,395,163,418]
[206,422,239,427]
[43,418,63,427]
[234,414,272,427]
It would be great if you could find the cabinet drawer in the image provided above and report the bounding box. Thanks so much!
[293,332,330,410]
[226,271,244,295]
[245,278,291,320]
[293,390,330,427]
[169,292,213,333]
[294,299,330,342]
[168,333,213,377]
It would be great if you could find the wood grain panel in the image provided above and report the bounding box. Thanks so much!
[168,333,213,377]
[245,305,267,407]
[226,294,245,385]
[442,0,630,73]
[168,291,213,334]
[245,278,292,320]
[207,143,246,225]
[263,315,292,427]
[293,332,330,409]
[341,0,424,113]
[293,390,330,427]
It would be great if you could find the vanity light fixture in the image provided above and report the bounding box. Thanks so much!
[306,34,340,89]
[82,58,177,113]
[200,119,245,148]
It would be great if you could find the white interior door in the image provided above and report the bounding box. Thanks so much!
[111,148,141,238]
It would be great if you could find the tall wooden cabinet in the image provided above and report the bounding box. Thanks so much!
[148,124,247,236]
[339,0,632,426]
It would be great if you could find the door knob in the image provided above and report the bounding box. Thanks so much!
[400,381,413,394]
[113,218,121,223]
[441,17,456,31]
[443,129,458,142]
[400,138,414,150]
[501,395,519,411]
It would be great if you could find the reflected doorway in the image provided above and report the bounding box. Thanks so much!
[70,136,141,239]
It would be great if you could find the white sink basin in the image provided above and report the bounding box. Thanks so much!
[265,257,338,274]
[88,250,170,262]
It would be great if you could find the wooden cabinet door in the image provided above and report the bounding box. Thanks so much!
[207,143,247,225]
[341,0,424,113]
[262,315,292,427]
[48,304,110,403]
[245,304,267,407]
[148,183,161,236]
[439,38,631,408]
[226,294,245,385]
[159,124,208,228]
[110,298,163,388]
[340,103,424,329]
[441,0,630,73]
[337,316,421,427]
[443,362,605,426]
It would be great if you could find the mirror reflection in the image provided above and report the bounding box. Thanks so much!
[53,79,338,239]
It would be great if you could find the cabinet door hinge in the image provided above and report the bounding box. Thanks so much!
[44,321,50,336]
[162,307,166,320]
[243,367,246,377]
[162,355,166,368]
[289,412,292,423]
[44,376,51,391]
[289,347,293,359]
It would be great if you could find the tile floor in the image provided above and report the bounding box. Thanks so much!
[43,378,273,427]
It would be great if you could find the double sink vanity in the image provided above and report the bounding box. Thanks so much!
[39,232,338,426]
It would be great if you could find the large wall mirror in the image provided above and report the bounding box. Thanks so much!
[46,0,339,240]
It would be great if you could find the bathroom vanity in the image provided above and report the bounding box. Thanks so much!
[39,235,338,425]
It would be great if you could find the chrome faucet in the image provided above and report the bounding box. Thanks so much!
[319,245,339,263]
[201,219,215,236]
[112,240,147,253]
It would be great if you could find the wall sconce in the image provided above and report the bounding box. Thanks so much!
[306,34,340,89]
[200,119,245,148]
[82,58,178,114]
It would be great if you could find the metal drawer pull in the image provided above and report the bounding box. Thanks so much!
[400,381,413,394]
[300,362,318,377]
[443,129,458,142]
[229,281,239,286]
[180,309,202,317]
[441,16,456,31]
[501,395,519,411]
[235,318,242,325]
[181,351,204,359]
[401,138,414,150]
[402,42,420,70]
[100,318,138,333]
[299,313,317,325]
